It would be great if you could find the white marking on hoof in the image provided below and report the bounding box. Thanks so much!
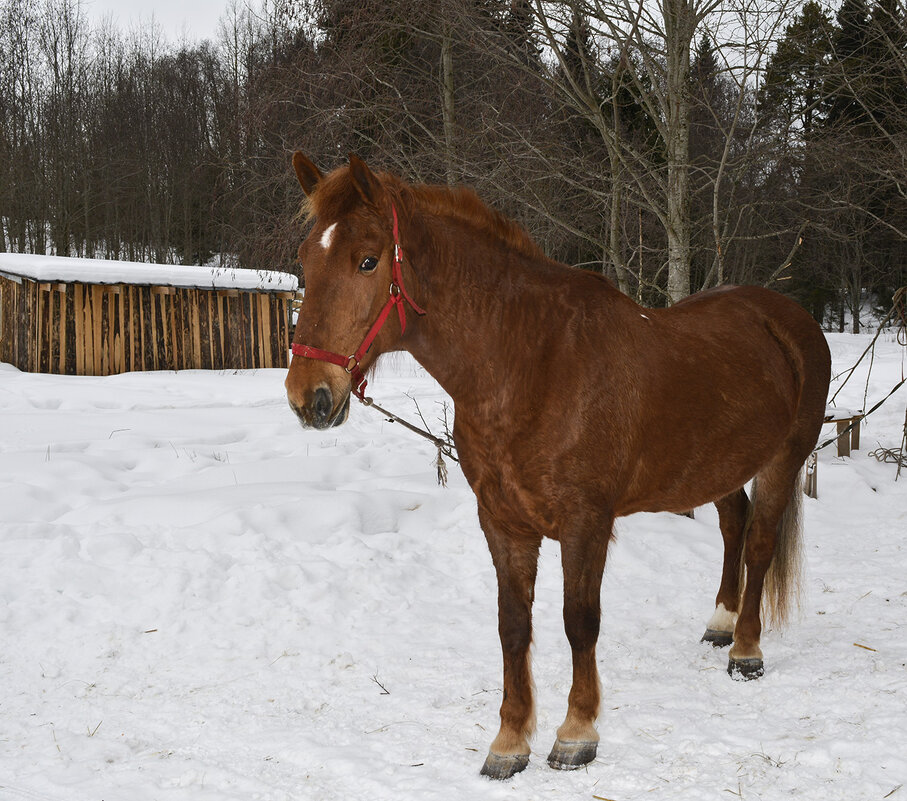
[320,222,337,250]
[706,602,738,633]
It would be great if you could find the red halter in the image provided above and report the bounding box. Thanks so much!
[291,204,426,401]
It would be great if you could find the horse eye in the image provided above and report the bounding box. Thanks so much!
[359,256,379,274]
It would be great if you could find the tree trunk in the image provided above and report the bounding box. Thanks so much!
[664,0,693,304]
[851,281,861,334]
[440,22,456,186]
[609,151,630,295]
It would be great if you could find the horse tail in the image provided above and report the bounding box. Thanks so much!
[738,468,805,628]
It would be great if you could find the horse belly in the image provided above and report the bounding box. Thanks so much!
[616,432,782,515]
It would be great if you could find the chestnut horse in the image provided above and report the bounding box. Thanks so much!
[284,154,831,780]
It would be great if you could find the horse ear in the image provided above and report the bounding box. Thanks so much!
[348,153,383,207]
[292,151,323,196]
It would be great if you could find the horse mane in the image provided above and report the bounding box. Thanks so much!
[404,183,546,262]
[301,165,546,262]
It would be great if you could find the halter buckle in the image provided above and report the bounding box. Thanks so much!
[344,355,359,373]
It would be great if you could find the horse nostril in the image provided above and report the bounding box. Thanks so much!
[313,387,333,425]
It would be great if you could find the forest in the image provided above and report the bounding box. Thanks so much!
[1,0,905,327]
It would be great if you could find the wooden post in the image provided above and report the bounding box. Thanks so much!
[107,285,123,375]
[205,291,214,369]
[191,290,202,369]
[835,420,851,458]
[150,288,160,371]
[128,285,136,373]
[57,284,67,375]
[804,452,818,499]
[242,291,252,369]
[169,288,180,370]
[217,291,228,368]
[851,414,862,452]
[138,286,147,372]
[92,285,104,376]
[258,294,272,367]
[75,284,85,375]
[37,282,47,373]
[0,279,7,366]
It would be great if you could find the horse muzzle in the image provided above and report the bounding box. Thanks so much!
[288,384,351,430]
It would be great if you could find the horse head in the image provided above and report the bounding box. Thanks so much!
[285,153,422,429]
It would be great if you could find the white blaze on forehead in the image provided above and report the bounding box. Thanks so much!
[319,222,338,250]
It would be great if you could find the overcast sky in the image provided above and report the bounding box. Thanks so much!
[84,0,228,43]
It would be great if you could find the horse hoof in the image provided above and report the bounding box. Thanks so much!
[480,752,529,780]
[701,628,734,648]
[547,739,598,770]
[728,657,764,680]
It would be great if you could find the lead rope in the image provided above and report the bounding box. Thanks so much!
[360,395,458,486]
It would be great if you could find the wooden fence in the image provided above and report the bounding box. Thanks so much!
[0,274,298,375]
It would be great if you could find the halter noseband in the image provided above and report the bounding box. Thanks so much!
[291,204,426,401]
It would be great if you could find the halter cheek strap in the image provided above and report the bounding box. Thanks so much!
[291,204,426,401]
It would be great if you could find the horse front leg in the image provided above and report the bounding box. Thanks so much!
[548,522,612,771]
[479,510,541,780]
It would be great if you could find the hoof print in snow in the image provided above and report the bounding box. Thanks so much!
[728,657,765,680]
[480,752,529,780]
[547,739,598,770]
[701,628,734,648]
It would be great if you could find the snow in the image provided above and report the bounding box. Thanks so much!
[0,252,299,293]
[1,332,905,800]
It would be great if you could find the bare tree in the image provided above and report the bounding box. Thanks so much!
[527,0,726,302]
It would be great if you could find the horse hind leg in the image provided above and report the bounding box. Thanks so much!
[728,460,805,681]
[701,488,750,648]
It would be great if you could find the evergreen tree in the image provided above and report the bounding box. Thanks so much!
[818,0,907,328]
[865,0,907,131]
[826,0,872,129]
[503,0,541,66]
[759,1,833,138]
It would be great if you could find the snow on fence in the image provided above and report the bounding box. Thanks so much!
[0,253,301,375]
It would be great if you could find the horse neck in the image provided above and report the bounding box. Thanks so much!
[401,212,574,404]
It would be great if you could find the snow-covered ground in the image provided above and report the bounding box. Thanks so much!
[1,332,905,801]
